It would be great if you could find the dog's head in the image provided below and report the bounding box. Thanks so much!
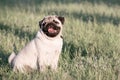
[39,15,65,38]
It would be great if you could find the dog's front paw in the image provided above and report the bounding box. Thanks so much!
[13,65,25,73]
[39,65,46,72]
[13,65,33,73]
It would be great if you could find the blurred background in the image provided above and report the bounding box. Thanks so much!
[0,0,120,26]
[1,0,120,6]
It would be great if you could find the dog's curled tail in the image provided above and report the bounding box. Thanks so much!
[8,52,16,65]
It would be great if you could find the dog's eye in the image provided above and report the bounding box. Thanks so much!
[42,22,46,26]
[53,20,59,24]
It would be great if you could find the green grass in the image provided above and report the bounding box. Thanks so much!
[0,0,120,80]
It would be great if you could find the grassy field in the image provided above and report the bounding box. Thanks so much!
[0,0,120,80]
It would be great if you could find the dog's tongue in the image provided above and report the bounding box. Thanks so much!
[48,27,55,33]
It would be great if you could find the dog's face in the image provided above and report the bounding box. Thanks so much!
[39,15,65,37]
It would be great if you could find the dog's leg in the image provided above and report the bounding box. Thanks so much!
[51,51,60,71]
[39,65,46,72]
[51,63,58,71]
[38,57,46,72]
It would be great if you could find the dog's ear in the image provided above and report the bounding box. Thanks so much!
[39,20,43,28]
[57,16,65,24]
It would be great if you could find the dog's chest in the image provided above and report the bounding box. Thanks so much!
[35,37,62,54]
[35,38,63,65]
[40,42,59,54]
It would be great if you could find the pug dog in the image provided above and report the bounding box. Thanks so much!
[8,15,65,73]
